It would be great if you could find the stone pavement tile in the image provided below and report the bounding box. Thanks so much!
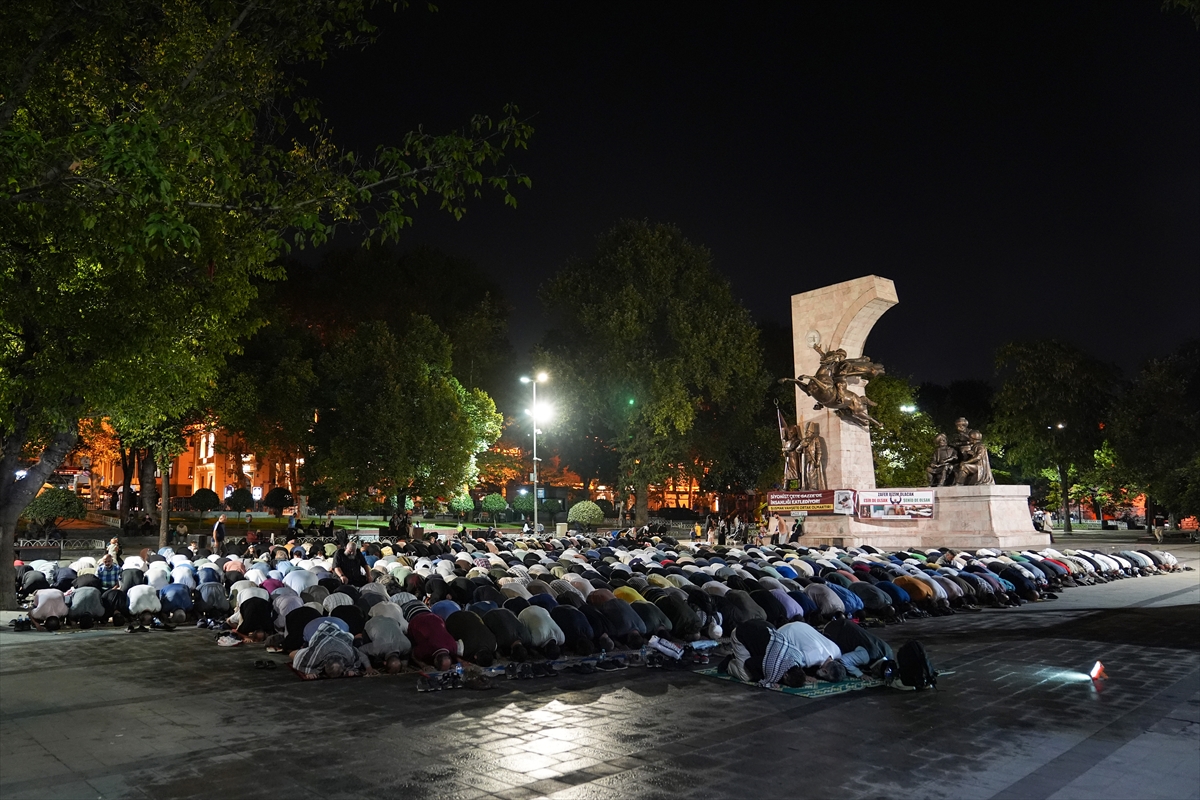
[521,737,579,756]
[7,778,118,800]
[495,753,562,774]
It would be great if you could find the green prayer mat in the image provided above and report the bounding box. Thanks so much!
[696,667,885,698]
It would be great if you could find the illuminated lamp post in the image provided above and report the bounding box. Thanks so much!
[520,372,551,533]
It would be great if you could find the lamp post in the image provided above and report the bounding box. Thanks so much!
[521,372,549,533]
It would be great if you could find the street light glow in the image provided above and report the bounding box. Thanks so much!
[536,371,548,382]
[525,403,554,423]
[900,404,917,413]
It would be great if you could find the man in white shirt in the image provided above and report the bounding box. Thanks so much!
[127,584,162,631]
[29,588,69,630]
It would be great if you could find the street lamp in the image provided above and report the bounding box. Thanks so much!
[520,372,550,533]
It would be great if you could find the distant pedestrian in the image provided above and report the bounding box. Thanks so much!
[212,514,227,555]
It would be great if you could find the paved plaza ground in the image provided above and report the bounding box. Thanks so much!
[2,536,1197,800]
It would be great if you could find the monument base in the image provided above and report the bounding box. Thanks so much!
[800,485,1050,550]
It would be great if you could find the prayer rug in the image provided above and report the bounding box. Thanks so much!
[695,667,885,698]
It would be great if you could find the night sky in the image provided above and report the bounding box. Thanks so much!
[306,1,1199,385]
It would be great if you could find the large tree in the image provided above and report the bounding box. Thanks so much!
[1109,341,1200,526]
[539,220,767,524]
[991,340,1119,532]
[0,0,530,607]
[304,318,502,509]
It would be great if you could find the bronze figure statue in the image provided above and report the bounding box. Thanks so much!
[926,433,958,486]
[954,429,995,485]
[781,421,826,489]
[799,421,826,490]
[928,417,995,486]
[782,423,804,483]
[778,343,885,428]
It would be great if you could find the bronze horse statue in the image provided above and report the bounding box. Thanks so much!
[779,344,885,428]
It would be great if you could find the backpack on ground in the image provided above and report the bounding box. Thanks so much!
[897,640,937,690]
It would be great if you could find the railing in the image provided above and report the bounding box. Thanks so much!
[17,538,105,550]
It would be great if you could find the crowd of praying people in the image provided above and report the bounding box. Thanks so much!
[11,527,1188,690]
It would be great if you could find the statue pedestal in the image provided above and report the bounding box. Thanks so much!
[800,485,1050,550]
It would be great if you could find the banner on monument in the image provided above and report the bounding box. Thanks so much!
[767,490,855,516]
[856,489,935,520]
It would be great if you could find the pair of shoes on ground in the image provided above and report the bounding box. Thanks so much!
[416,672,492,691]
[216,633,241,647]
[253,659,277,670]
[504,661,560,680]
[7,617,32,631]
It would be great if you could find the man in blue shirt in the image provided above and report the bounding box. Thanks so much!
[95,553,121,589]
[159,582,193,621]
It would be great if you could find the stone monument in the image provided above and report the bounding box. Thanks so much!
[788,275,897,491]
[782,275,1048,549]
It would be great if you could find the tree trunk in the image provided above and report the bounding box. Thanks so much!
[0,424,78,610]
[634,481,649,526]
[140,445,158,524]
[159,460,170,549]
[119,444,136,522]
[1058,463,1072,533]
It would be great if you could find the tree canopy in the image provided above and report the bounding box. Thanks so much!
[1109,341,1200,522]
[991,339,1119,531]
[867,374,939,488]
[303,318,503,508]
[539,220,766,523]
[0,0,531,607]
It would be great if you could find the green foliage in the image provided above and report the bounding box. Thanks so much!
[0,0,532,607]
[992,340,1117,474]
[991,340,1118,530]
[867,374,940,487]
[20,488,85,529]
[481,493,508,514]
[1071,442,1143,519]
[567,500,604,529]
[304,318,503,503]
[539,221,767,522]
[449,493,476,514]
[263,487,294,516]
[541,498,562,514]
[344,493,378,516]
[1109,341,1200,519]
[227,488,254,513]
[511,493,535,513]
[189,488,221,513]
[305,483,338,515]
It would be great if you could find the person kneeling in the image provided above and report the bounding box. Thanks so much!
[292,620,376,679]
